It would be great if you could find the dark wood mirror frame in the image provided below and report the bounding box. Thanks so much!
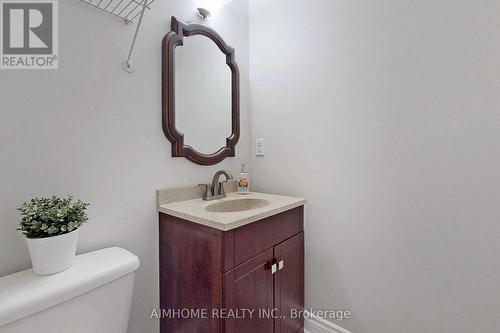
[162,17,240,166]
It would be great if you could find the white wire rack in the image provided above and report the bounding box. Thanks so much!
[81,0,154,72]
[80,0,154,23]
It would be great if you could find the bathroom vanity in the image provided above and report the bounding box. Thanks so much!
[159,17,305,332]
[158,183,305,333]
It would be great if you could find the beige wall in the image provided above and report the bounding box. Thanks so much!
[0,1,249,332]
[249,0,500,332]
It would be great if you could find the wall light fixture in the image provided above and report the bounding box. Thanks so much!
[192,0,233,19]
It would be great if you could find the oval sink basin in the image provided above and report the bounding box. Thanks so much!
[205,198,270,213]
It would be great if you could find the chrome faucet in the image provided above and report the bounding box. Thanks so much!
[199,170,233,201]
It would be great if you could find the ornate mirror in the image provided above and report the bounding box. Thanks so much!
[162,17,240,165]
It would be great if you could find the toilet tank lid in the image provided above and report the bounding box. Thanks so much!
[0,247,140,327]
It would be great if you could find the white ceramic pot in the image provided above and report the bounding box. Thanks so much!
[25,229,79,275]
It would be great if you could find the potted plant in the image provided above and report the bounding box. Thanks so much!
[17,196,89,275]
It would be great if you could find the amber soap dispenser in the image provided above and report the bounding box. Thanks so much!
[238,164,250,193]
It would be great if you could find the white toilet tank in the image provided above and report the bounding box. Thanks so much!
[0,247,140,333]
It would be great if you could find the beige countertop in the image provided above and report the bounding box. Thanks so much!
[158,191,306,231]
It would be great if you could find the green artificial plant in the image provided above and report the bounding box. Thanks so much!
[18,196,89,239]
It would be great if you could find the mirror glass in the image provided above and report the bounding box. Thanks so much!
[175,35,232,154]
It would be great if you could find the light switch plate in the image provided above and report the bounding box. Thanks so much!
[256,139,264,156]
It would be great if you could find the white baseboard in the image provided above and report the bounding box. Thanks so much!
[304,311,353,333]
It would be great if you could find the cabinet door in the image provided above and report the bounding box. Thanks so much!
[223,248,274,333]
[274,232,305,333]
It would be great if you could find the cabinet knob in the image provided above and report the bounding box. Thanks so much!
[266,261,278,274]
[278,260,284,271]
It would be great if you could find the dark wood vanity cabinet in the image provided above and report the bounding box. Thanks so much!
[159,206,304,333]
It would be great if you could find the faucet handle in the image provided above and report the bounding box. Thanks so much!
[198,183,211,200]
